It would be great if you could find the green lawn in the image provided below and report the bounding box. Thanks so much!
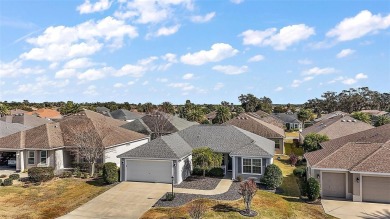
[142,156,335,219]
[284,143,304,156]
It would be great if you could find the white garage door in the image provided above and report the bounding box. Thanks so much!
[362,176,390,203]
[322,172,346,198]
[126,160,172,183]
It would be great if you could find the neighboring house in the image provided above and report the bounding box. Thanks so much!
[0,113,52,127]
[360,110,390,125]
[205,111,217,123]
[305,124,390,203]
[10,109,28,115]
[96,107,111,114]
[0,110,149,172]
[118,124,275,184]
[273,112,302,130]
[0,121,30,138]
[300,115,374,142]
[252,110,285,129]
[110,109,143,122]
[26,108,62,120]
[224,113,286,154]
[121,112,197,139]
[314,111,347,123]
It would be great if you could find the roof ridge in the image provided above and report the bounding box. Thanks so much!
[246,113,285,137]
[351,142,387,171]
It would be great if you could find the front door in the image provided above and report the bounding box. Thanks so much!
[228,156,232,171]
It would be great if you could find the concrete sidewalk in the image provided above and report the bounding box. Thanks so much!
[322,199,390,219]
[174,179,232,195]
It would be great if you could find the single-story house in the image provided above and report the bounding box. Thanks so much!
[224,113,286,154]
[110,109,144,122]
[0,110,149,172]
[118,124,275,184]
[305,124,390,203]
[0,121,30,138]
[300,114,373,143]
[252,110,285,129]
[26,108,62,120]
[273,112,302,130]
[1,113,52,127]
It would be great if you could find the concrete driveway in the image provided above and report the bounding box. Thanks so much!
[0,166,28,178]
[59,182,171,219]
[322,199,390,219]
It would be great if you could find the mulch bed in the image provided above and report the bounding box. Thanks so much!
[174,176,222,190]
[154,182,241,207]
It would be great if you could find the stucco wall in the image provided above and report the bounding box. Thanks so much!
[176,155,192,184]
[104,138,149,166]
[270,138,284,154]
[234,157,270,182]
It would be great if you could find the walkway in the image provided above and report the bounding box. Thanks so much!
[322,199,390,219]
[174,179,232,195]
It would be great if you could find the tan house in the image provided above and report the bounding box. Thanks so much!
[0,110,149,172]
[305,124,390,203]
[26,108,63,120]
[224,113,285,154]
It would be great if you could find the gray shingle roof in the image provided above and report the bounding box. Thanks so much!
[0,114,51,127]
[272,113,300,123]
[111,109,143,121]
[117,133,192,159]
[120,118,152,135]
[0,121,30,138]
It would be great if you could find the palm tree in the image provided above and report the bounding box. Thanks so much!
[375,115,390,127]
[214,106,231,124]
[186,107,205,122]
[0,104,10,116]
[160,102,175,114]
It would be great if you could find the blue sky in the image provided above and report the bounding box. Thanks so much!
[0,0,389,104]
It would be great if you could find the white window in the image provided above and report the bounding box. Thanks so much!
[40,151,47,165]
[28,151,35,165]
[242,158,262,175]
[274,140,280,149]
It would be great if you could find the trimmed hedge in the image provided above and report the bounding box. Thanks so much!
[103,162,118,184]
[307,177,320,201]
[2,178,13,186]
[261,164,283,189]
[207,167,224,177]
[28,167,54,182]
[192,167,204,176]
[0,179,2,184]
[293,167,306,178]
[9,174,20,180]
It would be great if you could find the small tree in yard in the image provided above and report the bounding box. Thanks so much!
[238,178,258,217]
[188,199,207,219]
[307,177,320,201]
[289,153,298,166]
[103,162,118,184]
[303,133,329,152]
[192,147,222,177]
[262,164,283,189]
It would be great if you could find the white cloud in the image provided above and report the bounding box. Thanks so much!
[128,81,135,85]
[114,64,146,77]
[247,54,264,62]
[63,58,95,69]
[240,24,315,50]
[274,86,283,91]
[78,67,112,81]
[303,67,337,76]
[49,62,59,69]
[113,83,124,88]
[231,0,244,4]
[77,0,112,14]
[182,73,194,80]
[212,65,248,75]
[336,49,355,58]
[156,78,168,83]
[191,12,216,23]
[83,85,98,95]
[342,78,357,85]
[161,53,177,63]
[214,82,224,90]
[168,82,194,91]
[298,59,312,65]
[155,25,180,37]
[15,76,69,94]
[327,10,390,41]
[55,68,78,79]
[21,16,138,61]
[291,76,313,88]
[355,73,368,79]
[0,59,45,78]
[181,43,238,65]
[329,73,368,85]
[142,81,149,85]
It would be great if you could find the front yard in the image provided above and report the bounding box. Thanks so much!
[142,156,335,219]
[0,178,113,219]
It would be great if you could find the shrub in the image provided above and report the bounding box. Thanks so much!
[298,178,308,197]
[59,171,73,178]
[2,178,13,186]
[9,174,20,180]
[0,174,7,178]
[0,179,2,184]
[192,167,205,176]
[103,162,118,184]
[236,175,243,182]
[165,192,175,201]
[82,173,90,179]
[207,167,224,177]
[261,164,283,189]
[188,199,207,219]
[307,177,320,201]
[28,167,54,182]
[293,167,306,178]
[289,153,298,166]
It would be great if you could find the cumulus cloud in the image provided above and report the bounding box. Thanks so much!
[240,24,315,50]
[0,59,44,78]
[168,82,194,91]
[55,68,78,79]
[247,54,264,62]
[63,58,95,69]
[20,16,138,61]
[214,82,224,90]
[274,86,283,91]
[77,0,112,14]
[78,67,112,81]
[182,73,194,80]
[291,76,314,88]
[303,67,337,76]
[114,64,146,77]
[298,59,312,65]
[327,10,390,41]
[328,73,368,85]
[154,25,180,37]
[113,83,124,88]
[180,43,238,65]
[16,76,69,94]
[212,65,248,75]
[83,85,98,95]
[156,78,168,83]
[336,49,355,58]
[191,12,216,23]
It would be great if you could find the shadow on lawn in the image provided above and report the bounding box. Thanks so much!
[360,209,390,219]
[212,204,240,213]
[85,178,108,187]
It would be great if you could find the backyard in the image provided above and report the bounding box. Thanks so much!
[142,155,335,219]
[0,178,113,219]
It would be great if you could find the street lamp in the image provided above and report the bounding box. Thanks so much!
[171,176,174,196]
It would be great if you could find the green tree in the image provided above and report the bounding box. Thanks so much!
[0,103,10,116]
[307,177,320,201]
[59,101,81,115]
[303,133,329,152]
[375,115,390,127]
[298,109,314,124]
[192,147,222,177]
[261,164,283,189]
[186,107,205,123]
[160,101,175,114]
[351,112,371,124]
[213,106,231,124]
[143,102,155,113]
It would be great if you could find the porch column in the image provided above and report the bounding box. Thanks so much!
[16,151,21,172]
[232,156,236,180]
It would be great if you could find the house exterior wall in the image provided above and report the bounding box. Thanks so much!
[353,173,362,201]
[104,138,149,166]
[175,155,192,185]
[270,138,284,154]
[233,156,271,182]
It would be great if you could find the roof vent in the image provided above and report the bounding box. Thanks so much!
[324,125,327,127]
[347,120,352,122]
[341,119,346,122]
[244,117,248,120]
[353,120,357,122]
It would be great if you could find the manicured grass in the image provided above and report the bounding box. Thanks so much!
[285,131,300,138]
[0,178,113,219]
[284,143,304,156]
[142,156,335,219]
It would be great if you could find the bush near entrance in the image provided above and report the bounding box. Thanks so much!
[102,162,118,184]
[28,167,55,182]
